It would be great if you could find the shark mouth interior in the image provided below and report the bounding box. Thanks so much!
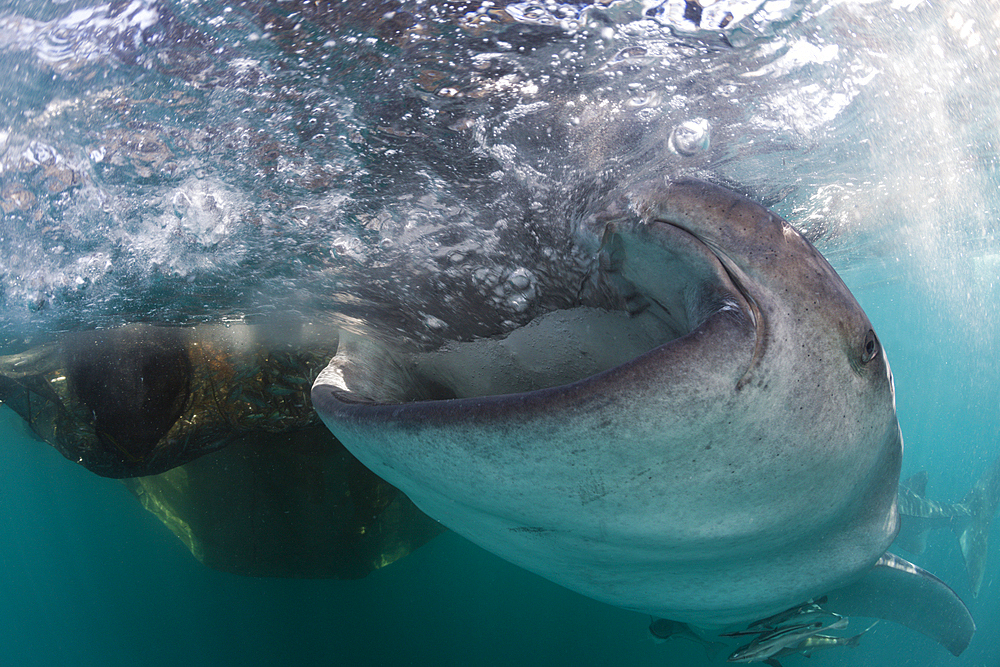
[328,221,746,404]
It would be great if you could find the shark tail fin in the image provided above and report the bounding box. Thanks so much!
[956,452,1000,597]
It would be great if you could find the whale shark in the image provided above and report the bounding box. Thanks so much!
[896,453,1000,597]
[311,178,974,655]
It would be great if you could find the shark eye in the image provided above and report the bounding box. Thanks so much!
[861,329,879,365]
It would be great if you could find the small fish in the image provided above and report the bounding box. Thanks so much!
[897,452,1000,597]
[746,596,833,630]
[728,618,849,663]
[722,609,843,637]
[764,621,879,666]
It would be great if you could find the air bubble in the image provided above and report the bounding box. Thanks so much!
[423,315,447,330]
[507,294,530,313]
[612,46,647,62]
[507,267,533,291]
[668,118,711,156]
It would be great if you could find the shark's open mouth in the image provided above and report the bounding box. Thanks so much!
[319,218,750,405]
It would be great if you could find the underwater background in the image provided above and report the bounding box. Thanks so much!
[1,1,998,666]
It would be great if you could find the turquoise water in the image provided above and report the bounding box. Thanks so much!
[0,403,680,667]
[2,0,999,665]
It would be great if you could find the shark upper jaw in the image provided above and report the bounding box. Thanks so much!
[651,217,763,346]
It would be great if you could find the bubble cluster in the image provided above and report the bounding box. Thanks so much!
[668,118,711,156]
[1,0,995,354]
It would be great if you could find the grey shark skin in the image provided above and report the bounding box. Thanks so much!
[312,179,973,654]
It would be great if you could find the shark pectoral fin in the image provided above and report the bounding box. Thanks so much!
[825,552,974,656]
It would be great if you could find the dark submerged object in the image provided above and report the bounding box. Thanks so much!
[0,323,330,477]
[121,424,443,578]
[0,322,442,578]
[64,326,193,474]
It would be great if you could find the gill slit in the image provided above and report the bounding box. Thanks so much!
[718,263,766,391]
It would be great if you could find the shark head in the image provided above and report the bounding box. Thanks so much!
[312,179,969,652]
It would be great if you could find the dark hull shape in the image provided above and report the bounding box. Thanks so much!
[0,322,336,477]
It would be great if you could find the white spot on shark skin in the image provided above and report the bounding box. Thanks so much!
[423,315,447,331]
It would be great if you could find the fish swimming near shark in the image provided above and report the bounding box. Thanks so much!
[312,178,975,656]
[727,618,849,663]
[739,621,879,667]
[732,596,837,634]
